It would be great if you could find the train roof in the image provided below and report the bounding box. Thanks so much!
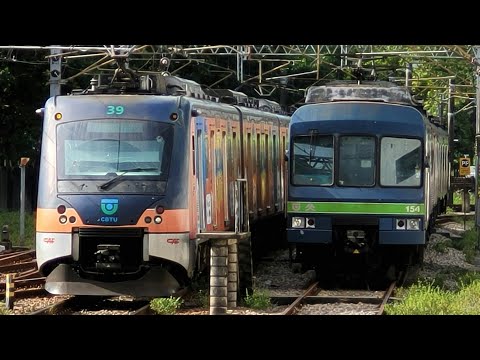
[305,81,423,107]
[70,72,289,116]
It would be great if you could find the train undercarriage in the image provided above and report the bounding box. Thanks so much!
[292,224,425,288]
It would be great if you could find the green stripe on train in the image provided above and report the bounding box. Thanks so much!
[287,201,425,215]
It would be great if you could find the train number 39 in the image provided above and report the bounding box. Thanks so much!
[106,105,125,115]
[406,205,420,213]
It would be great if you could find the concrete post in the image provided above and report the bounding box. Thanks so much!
[209,239,228,315]
[19,157,29,246]
[227,239,238,308]
[5,273,14,310]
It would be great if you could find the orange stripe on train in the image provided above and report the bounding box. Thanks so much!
[36,208,190,233]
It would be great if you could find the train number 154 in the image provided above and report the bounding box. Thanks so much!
[406,205,420,213]
[106,105,125,115]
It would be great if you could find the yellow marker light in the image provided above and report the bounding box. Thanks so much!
[54,113,63,120]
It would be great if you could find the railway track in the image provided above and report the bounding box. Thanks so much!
[28,288,190,315]
[28,295,151,315]
[272,281,397,315]
[0,248,46,300]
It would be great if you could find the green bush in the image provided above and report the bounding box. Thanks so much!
[195,290,209,308]
[150,296,183,315]
[452,190,474,206]
[453,227,478,263]
[244,288,271,309]
[432,238,453,253]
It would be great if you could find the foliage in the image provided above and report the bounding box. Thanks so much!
[385,278,480,315]
[432,238,453,253]
[451,227,478,263]
[457,272,480,287]
[243,288,271,309]
[150,296,183,315]
[0,211,35,248]
[194,289,209,308]
[0,52,49,166]
[0,303,12,315]
[385,281,455,315]
[452,190,474,206]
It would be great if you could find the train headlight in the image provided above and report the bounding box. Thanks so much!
[59,215,68,224]
[154,216,162,224]
[306,218,315,228]
[292,217,305,228]
[406,218,420,230]
[395,219,406,230]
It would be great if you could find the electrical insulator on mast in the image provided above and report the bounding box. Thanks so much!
[50,47,62,97]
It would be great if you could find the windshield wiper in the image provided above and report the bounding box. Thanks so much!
[309,129,318,167]
[98,167,158,190]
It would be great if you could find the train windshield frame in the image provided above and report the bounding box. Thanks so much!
[56,119,173,193]
[292,134,334,186]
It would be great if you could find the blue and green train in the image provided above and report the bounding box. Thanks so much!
[286,81,449,278]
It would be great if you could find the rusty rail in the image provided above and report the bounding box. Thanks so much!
[377,281,396,315]
[281,281,319,315]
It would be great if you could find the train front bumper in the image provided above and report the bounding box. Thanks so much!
[287,228,425,245]
[45,264,180,296]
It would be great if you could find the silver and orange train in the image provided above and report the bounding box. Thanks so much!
[36,73,290,296]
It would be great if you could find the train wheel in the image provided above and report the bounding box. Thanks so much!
[238,235,253,299]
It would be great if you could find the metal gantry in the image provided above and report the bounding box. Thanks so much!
[0,45,477,95]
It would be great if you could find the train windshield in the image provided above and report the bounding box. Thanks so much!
[56,119,173,193]
[338,136,375,186]
[380,137,421,187]
[292,134,333,185]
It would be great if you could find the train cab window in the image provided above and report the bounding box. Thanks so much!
[58,120,172,178]
[338,136,375,187]
[380,137,421,187]
[292,134,333,186]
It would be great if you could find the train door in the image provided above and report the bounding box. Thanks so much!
[213,117,227,231]
[424,132,431,228]
[255,121,263,215]
[272,124,279,211]
[265,121,272,212]
[229,120,241,229]
[280,126,288,210]
[195,116,207,232]
[244,119,255,221]
[203,120,216,231]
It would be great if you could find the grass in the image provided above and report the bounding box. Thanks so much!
[432,238,453,253]
[451,227,478,263]
[243,288,272,309]
[0,303,12,315]
[452,190,474,206]
[150,296,184,315]
[0,211,36,248]
[385,276,480,315]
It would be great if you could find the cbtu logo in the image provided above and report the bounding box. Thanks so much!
[101,198,119,215]
[100,198,119,223]
[100,216,118,223]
